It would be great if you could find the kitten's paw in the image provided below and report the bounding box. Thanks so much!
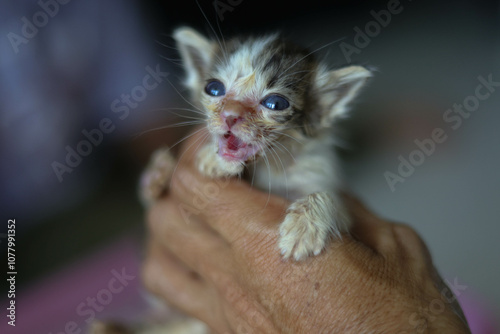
[279,200,329,261]
[279,192,349,261]
[139,148,176,207]
[197,143,243,178]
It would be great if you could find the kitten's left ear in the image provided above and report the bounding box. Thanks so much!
[173,27,215,89]
[314,65,372,127]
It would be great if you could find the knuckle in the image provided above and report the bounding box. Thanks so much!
[146,200,177,234]
[170,166,195,198]
[141,258,159,294]
[392,223,430,257]
[145,204,159,232]
[168,168,183,194]
[146,202,164,233]
[213,272,241,302]
[392,223,421,243]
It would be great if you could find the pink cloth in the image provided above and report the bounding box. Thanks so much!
[0,236,150,334]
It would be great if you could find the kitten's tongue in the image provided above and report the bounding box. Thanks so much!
[219,132,258,162]
[226,133,242,151]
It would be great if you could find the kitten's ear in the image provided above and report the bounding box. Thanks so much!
[314,65,372,127]
[173,27,215,89]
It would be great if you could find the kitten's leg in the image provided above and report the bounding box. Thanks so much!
[139,147,176,207]
[196,142,243,178]
[279,192,350,261]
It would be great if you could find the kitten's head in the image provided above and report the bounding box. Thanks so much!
[174,27,371,169]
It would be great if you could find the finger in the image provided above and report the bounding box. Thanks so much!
[343,193,398,255]
[142,237,211,317]
[175,126,211,166]
[391,223,434,271]
[170,164,288,243]
[147,196,234,280]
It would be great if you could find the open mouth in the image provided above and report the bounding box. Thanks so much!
[218,131,259,162]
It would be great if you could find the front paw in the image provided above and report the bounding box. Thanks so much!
[278,192,349,261]
[139,148,176,207]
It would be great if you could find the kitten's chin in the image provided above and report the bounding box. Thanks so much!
[217,131,259,163]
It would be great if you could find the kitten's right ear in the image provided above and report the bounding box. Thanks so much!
[314,65,372,127]
[173,27,215,89]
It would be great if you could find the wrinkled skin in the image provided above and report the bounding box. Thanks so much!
[142,131,470,334]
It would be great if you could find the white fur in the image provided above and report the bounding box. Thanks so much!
[279,192,349,261]
[197,140,244,178]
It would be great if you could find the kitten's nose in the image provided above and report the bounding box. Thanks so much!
[222,111,243,129]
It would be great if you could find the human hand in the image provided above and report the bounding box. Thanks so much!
[142,130,470,334]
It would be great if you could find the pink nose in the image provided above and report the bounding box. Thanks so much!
[222,111,243,129]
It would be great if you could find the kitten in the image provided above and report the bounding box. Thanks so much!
[141,27,371,261]
[93,27,371,334]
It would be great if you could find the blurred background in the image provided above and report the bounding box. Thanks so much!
[1,0,499,333]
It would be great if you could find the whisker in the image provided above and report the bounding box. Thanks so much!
[158,54,183,67]
[273,130,304,146]
[268,144,288,199]
[149,108,205,120]
[281,37,346,76]
[164,77,206,115]
[277,69,314,82]
[162,107,206,116]
[169,128,210,189]
[168,126,209,152]
[214,2,229,65]
[273,140,297,164]
[155,39,179,51]
[133,120,205,139]
[260,148,273,210]
[249,158,257,189]
[195,0,227,66]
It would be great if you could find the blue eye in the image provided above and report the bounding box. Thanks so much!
[205,80,226,97]
[261,95,290,111]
